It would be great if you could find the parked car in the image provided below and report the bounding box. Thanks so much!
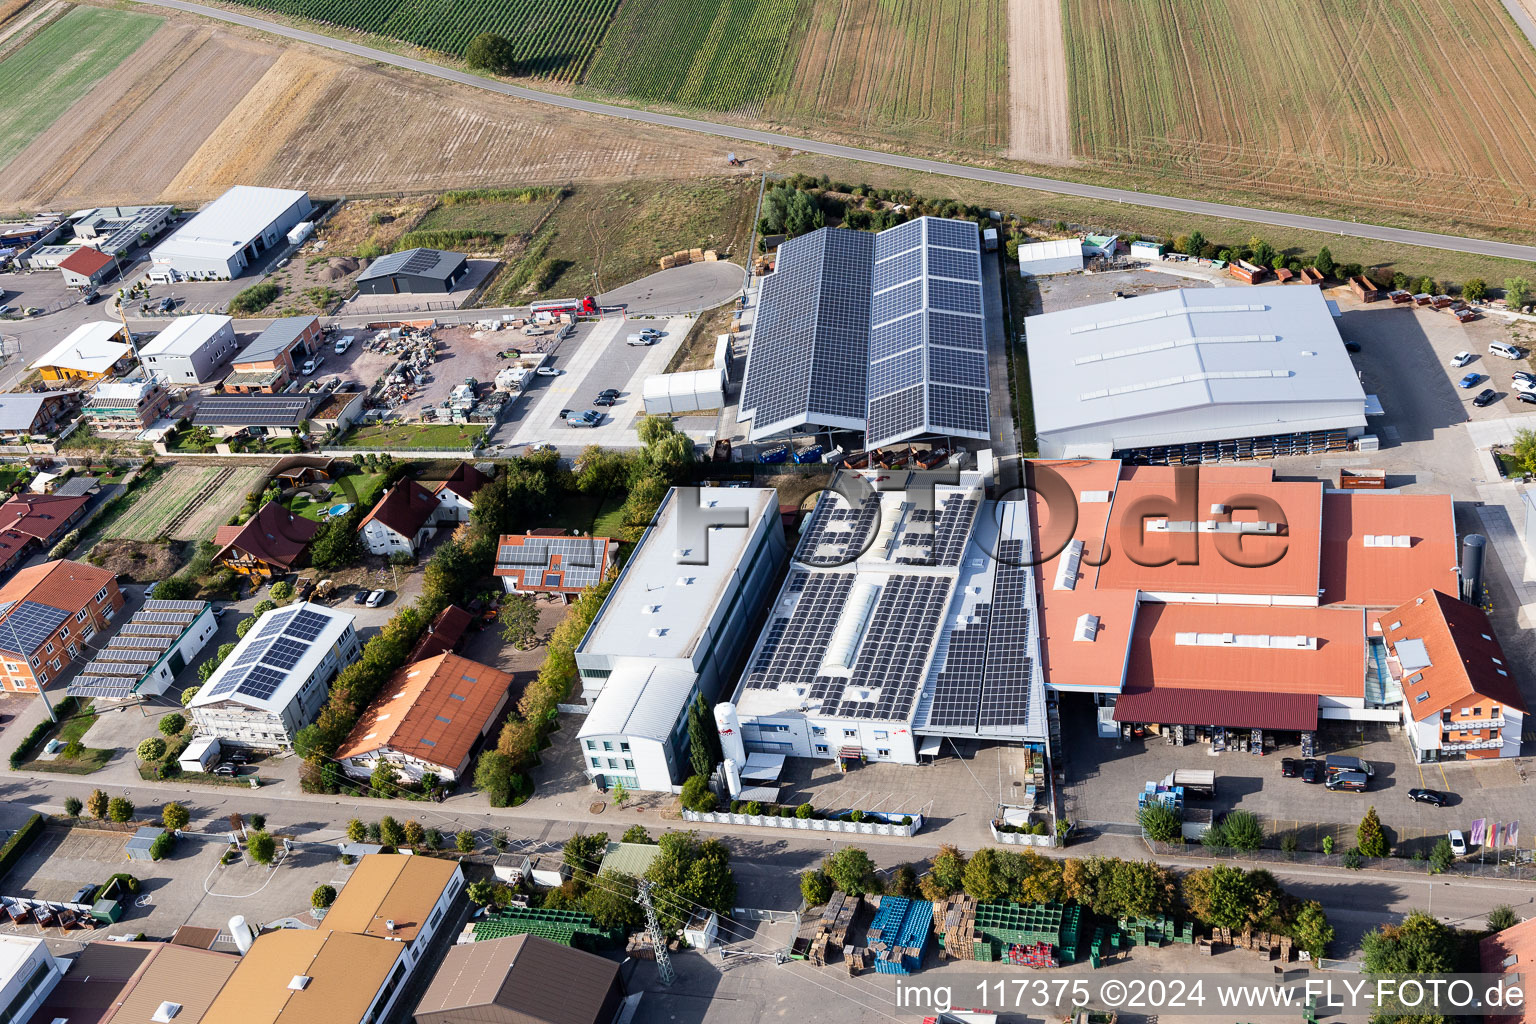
[352,590,369,605]
[1458,372,1482,388]
[1449,829,1467,856]
[302,355,325,376]
[1280,757,1300,778]
[365,589,388,608]
[593,395,617,407]
[625,334,653,346]
[156,297,175,313]
[1408,788,1447,806]
[598,388,620,397]
[1514,378,1536,395]
[1325,755,1374,776]
[212,764,238,776]
[334,335,354,355]
[1518,393,1536,406]
[1450,351,1474,367]
[0,305,12,316]
[1300,759,1322,784]
[1474,388,1499,407]
[1514,369,1536,382]
[639,328,663,339]
[1325,769,1368,792]
[535,366,562,376]
[1491,341,1524,360]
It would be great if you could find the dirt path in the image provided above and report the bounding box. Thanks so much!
[1006,0,1073,164]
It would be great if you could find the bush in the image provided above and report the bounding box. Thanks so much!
[107,797,135,823]
[745,801,762,816]
[158,713,186,737]
[312,884,337,910]
[680,774,716,812]
[228,282,279,316]
[270,581,294,602]
[162,802,190,831]
[63,796,82,817]
[456,830,475,853]
[249,813,266,831]
[0,814,44,879]
[104,872,140,896]
[9,696,80,768]
[1489,905,1518,931]
[149,832,175,860]
[796,803,814,819]
[180,686,199,706]
[800,868,833,907]
[252,600,276,618]
[1342,848,1364,870]
[235,617,256,639]
[136,738,167,762]
[1139,802,1182,843]
[247,831,276,865]
[87,789,108,819]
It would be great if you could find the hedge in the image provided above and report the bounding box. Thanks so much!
[9,697,79,768]
[0,814,44,883]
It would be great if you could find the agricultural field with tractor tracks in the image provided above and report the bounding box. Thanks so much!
[105,465,264,542]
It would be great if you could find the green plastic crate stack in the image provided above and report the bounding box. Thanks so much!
[1058,904,1083,962]
[974,938,996,961]
[1180,922,1194,943]
[472,906,621,949]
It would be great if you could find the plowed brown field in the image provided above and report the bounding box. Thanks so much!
[0,11,773,210]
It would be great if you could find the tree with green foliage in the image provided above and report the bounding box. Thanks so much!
[1506,276,1533,310]
[474,750,518,807]
[645,831,736,933]
[823,846,881,896]
[961,847,1006,902]
[681,773,716,812]
[158,713,185,737]
[919,844,968,901]
[87,789,109,820]
[455,830,475,853]
[346,818,366,843]
[107,796,135,823]
[1415,276,1437,296]
[1489,905,1519,931]
[1464,278,1488,303]
[1139,802,1182,843]
[582,869,643,929]
[466,878,513,907]
[252,600,276,618]
[687,695,719,778]
[1187,230,1207,258]
[801,867,834,906]
[1219,809,1265,852]
[247,831,276,865]
[149,832,175,860]
[136,738,166,762]
[1362,910,1457,975]
[64,796,82,817]
[161,802,190,832]
[622,824,653,845]
[1293,901,1334,960]
[404,819,425,846]
[1181,865,1276,930]
[498,594,541,649]
[379,816,404,846]
[180,686,199,706]
[312,884,336,909]
[563,831,608,883]
[464,32,517,75]
[1392,271,1411,290]
[610,780,629,808]
[270,581,294,602]
[1357,806,1390,858]
[235,616,257,639]
[1313,247,1335,277]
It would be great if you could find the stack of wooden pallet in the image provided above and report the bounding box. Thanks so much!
[937,895,978,960]
[807,891,860,966]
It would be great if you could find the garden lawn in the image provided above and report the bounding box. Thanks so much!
[0,8,162,170]
[341,422,487,449]
[289,470,387,521]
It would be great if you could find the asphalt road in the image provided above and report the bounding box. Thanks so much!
[131,0,1536,263]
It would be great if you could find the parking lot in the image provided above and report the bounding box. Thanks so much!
[488,313,704,450]
[0,823,357,943]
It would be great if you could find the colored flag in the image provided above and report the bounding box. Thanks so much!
[1470,818,1487,846]
[1493,823,1503,849]
[1508,821,1521,848]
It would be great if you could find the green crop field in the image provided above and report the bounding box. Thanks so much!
[222,0,621,81]
[585,0,806,114]
[0,7,162,171]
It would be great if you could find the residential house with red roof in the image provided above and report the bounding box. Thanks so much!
[57,247,115,291]
[1482,915,1536,1024]
[0,493,91,573]
[494,529,616,601]
[336,653,513,782]
[214,501,321,579]
[407,605,473,662]
[430,462,491,523]
[358,479,439,557]
[1382,588,1526,760]
[0,559,122,694]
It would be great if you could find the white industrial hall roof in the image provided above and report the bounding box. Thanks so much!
[1026,285,1367,458]
[32,322,130,373]
[140,314,232,357]
[1017,238,1084,262]
[152,186,308,263]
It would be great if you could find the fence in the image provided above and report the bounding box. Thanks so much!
[681,810,923,837]
[1146,837,1536,880]
[990,823,1059,848]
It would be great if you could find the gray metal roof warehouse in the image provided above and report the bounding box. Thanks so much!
[149,186,311,280]
[1026,285,1367,460]
[355,247,467,295]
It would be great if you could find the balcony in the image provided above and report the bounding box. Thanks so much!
[1440,738,1504,752]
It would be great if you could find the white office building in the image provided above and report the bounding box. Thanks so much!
[139,314,238,383]
[574,486,786,792]
[190,602,360,749]
[0,936,62,1024]
[150,186,312,280]
[1027,285,1368,462]
[730,468,1048,767]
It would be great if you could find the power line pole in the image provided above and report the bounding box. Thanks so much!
[636,880,675,986]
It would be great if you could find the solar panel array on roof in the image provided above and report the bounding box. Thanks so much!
[495,536,609,589]
[0,601,69,656]
[69,676,139,699]
[199,605,346,707]
[68,599,210,700]
[793,491,880,567]
[194,395,317,427]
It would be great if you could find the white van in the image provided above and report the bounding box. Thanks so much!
[626,334,652,346]
[1491,341,1523,360]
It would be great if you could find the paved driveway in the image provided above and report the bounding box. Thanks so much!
[598,261,744,315]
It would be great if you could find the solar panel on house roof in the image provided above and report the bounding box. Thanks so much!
[142,600,208,614]
[96,648,159,663]
[107,635,172,651]
[264,637,307,670]
[134,611,197,626]
[194,395,315,427]
[285,609,330,641]
[1,601,69,654]
[237,664,287,701]
[80,660,142,677]
[401,249,441,274]
[67,676,139,699]
[255,609,298,640]
[205,666,246,698]
[120,623,181,637]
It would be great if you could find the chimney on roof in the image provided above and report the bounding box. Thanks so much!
[386,919,396,933]
[1460,534,1485,605]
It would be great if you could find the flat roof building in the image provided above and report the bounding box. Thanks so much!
[575,486,785,792]
[731,468,1049,766]
[494,530,617,599]
[140,314,237,384]
[31,322,135,384]
[150,186,311,281]
[1027,286,1367,462]
[68,598,217,701]
[81,377,172,432]
[189,602,360,749]
[0,935,62,1024]
[355,248,468,295]
[1016,237,1084,277]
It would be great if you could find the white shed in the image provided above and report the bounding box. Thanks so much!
[179,735,221,773]
[642,369,725,415]
[685,910,719,951]
[1017,238,1084,277]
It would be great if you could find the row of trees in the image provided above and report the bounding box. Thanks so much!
[799,845,1334,959]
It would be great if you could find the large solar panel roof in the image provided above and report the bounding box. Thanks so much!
[194,394,318,428]
[496,536,609,589]
[741,216,991,449]
[197,604,347,708]
[0,601,69,657]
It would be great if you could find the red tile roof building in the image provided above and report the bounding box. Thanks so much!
[359,479,439,557]
[430,462,491,523]
[0,559,123,695]
[494,530,616,600]
[0,493,90,572]
[1482,915,1536,1024]
[215,501,321,578]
